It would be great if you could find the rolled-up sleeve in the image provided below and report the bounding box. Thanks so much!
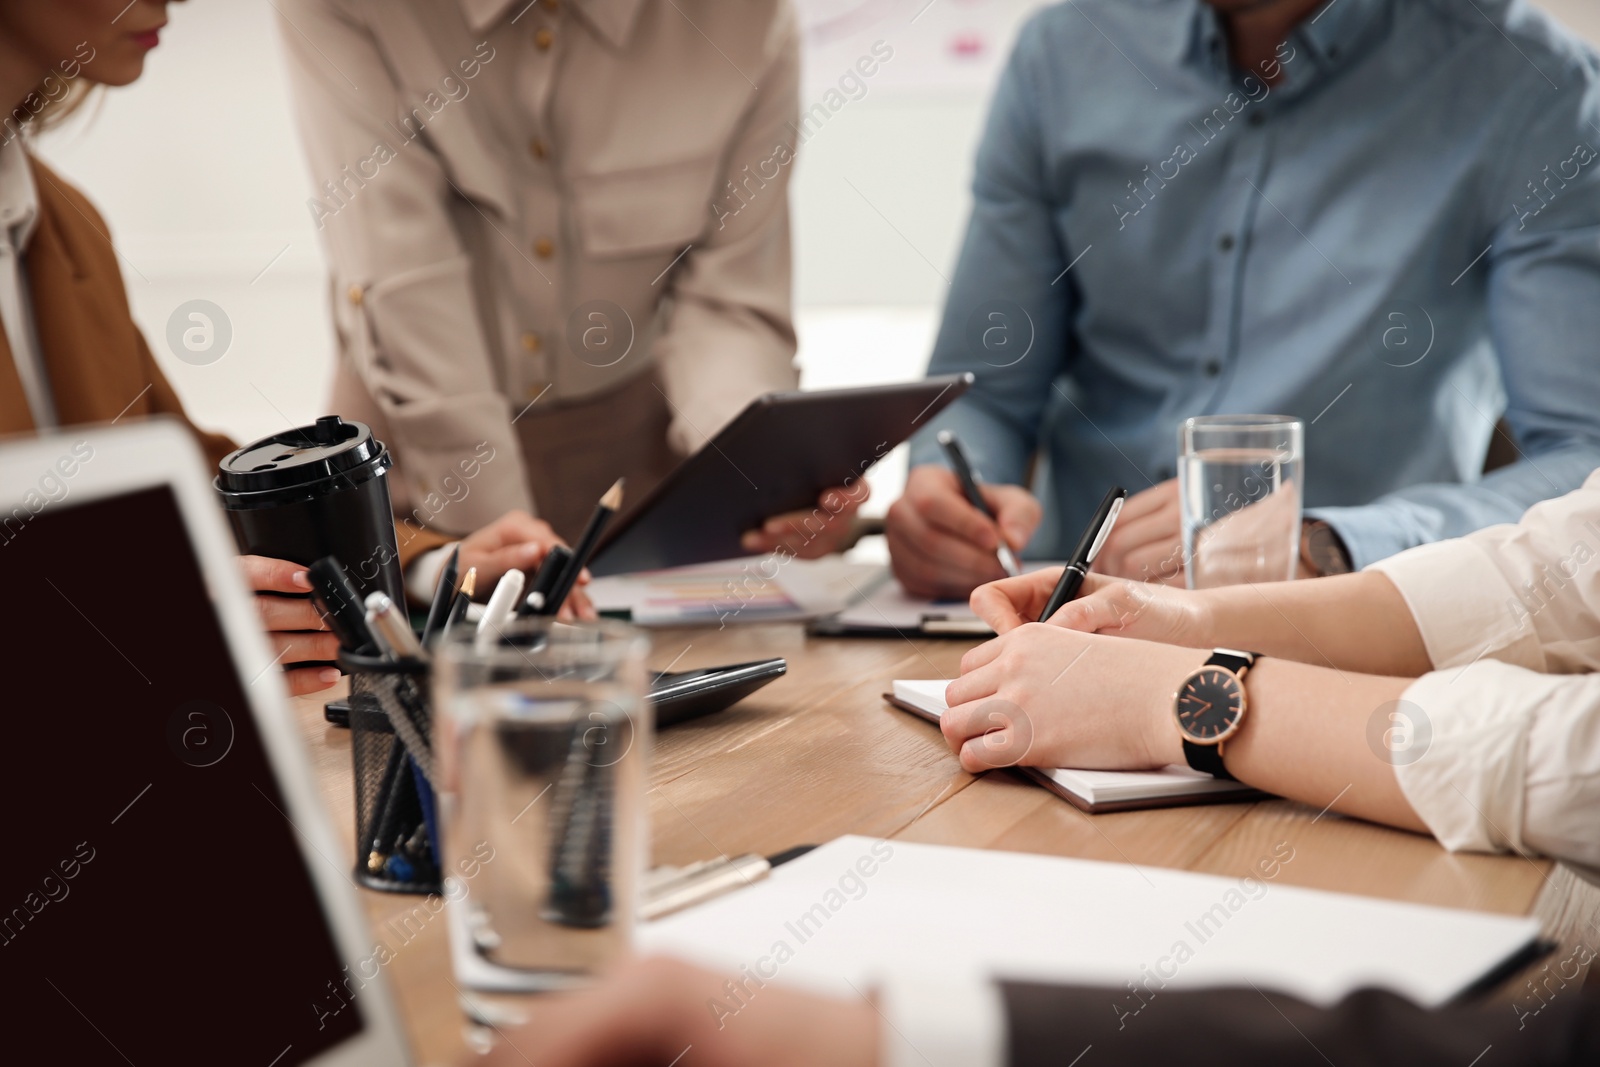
[1394,663,1600,871]
[652,8,800,453]
[277,0,532,529]
[1369,471,1600,871]
[910,19,1076,486]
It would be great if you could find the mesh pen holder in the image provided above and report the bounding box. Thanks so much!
[341,651,442,895]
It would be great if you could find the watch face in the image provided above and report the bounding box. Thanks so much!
[1175,666,1245,744]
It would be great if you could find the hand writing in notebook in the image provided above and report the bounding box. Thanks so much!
[971,569,1207,643]
[940,625,1210,774]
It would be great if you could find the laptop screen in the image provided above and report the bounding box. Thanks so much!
[1,484,367,1062]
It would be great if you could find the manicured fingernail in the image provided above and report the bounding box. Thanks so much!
[318,668,341,684]
[741,532,763,550]
[292,570,312,590]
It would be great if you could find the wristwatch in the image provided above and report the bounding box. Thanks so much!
[1173,649,1258,780]
[1300,519,1353,577]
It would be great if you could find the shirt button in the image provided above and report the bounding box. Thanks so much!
[534,28,554,50]
[1217,234,1235,252]
[533,236,555,258]
[529,137,548,161]
[346,284,365,306]
[521,332,542,352]
[1203,359,1223,377]
[1249,111,1267,128]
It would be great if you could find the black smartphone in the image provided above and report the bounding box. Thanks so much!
[649,658,787,728]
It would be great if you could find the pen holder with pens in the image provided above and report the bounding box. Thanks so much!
[342,651,443,895]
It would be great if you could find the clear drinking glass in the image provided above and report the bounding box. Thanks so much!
[434,620,650,997]
[1178,415,1305,589]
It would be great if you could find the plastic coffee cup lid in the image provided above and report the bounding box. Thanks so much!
[215,415,391,506]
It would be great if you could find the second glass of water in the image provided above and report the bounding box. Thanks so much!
[434,619,650,991]
[1179,415,1305,588]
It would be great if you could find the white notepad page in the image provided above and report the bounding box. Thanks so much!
[893,679,1256,806]
[640,836,1540,1009]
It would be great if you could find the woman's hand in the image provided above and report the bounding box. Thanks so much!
[458,509,595,621]
[742,483,871,559]
[477,956,878,1067]
[239,555,342,696]
[940,624,1204,773]
[971,571,1214,646]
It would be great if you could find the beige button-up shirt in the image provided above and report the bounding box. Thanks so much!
[278,0,801,528]
[1371,470,1600,876]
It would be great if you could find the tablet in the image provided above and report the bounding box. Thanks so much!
[589,374,973,576]
[0,421,411,1066]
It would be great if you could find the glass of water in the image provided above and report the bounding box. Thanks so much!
[434,619,650,997]
[1179,415,1305,589]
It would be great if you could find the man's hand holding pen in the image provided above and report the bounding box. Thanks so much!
[886,464,1041,600]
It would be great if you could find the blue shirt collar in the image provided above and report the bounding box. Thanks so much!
[1179,0,1391,82]
[1297,0,1390,66]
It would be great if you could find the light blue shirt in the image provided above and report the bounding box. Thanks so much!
[912,0,1600,569]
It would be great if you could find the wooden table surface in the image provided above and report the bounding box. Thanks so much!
[292,623,1600,1065]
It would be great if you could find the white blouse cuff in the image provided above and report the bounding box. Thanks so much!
[1393,662,1537,855]
[876,971,1006,1067]
[1368,537,1544,671]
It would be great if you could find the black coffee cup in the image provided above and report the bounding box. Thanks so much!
[215,416,405,606]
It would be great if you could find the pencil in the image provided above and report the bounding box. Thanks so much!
[440,567,477,642]
[539,478,623,616]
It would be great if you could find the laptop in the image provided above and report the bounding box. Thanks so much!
[0,420,411,1065]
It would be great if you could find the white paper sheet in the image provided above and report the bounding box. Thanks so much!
[641,836,1540,1009]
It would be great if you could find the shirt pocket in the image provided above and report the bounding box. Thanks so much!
[570,155,719,259]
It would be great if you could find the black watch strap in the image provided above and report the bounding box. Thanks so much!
[1180,649,1256,781]
[1183,740,1233,780]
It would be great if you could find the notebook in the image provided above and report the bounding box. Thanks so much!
[640,836,1544,1009]
[888,679,1264,812]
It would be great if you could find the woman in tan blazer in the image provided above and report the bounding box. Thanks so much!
[0,0,576,695]
[278,0,864,552]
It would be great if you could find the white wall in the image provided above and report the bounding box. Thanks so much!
[34,0,1600,464]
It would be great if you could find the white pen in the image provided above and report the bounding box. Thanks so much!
[476,569,525,643]
[364,591,423,660]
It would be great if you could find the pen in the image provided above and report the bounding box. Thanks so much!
[1038,486,1127,623]
[441,567,476,642]
[419,545,460,649]
[306,556,380,655]
[519,543,573,618]
[538,478,624,617]
[365,745,409,874]
[639,853,772,921]
[476,568,525,643]
[365,591,425,660]
[937,430,1021,578]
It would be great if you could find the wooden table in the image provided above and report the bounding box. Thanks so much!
[293,623,1600,1065]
